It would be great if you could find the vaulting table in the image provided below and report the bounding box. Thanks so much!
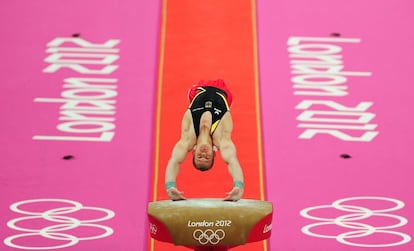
[147,199,273,251]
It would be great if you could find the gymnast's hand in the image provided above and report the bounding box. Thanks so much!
[167,187,186,201]
[224,187,244,201]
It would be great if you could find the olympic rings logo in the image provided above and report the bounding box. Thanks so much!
[149,223,157,235]
[4,198,115,250]
[193,229,225,245]
[300,196,412,247]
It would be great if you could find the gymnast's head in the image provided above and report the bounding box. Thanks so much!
[192,143,216,171]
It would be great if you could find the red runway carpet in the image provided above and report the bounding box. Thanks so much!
[150,0,266,250]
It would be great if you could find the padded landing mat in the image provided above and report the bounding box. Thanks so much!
[0,0,159,250]
[257,0,414,250]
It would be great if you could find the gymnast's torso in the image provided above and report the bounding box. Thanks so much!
[188,86,231,137]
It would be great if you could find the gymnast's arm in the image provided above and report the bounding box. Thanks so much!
[220,139,244,191]
[215,114,245,201]
[165,110,195,200]
[165,140,189,183]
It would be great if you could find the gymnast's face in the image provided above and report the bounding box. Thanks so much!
[192,144,215,171]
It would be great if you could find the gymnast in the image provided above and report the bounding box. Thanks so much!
[164,79,245,201]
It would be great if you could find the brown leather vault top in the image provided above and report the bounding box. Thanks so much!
[147,199,273,246]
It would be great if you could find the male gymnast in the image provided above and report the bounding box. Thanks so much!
[165,79,245,201]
